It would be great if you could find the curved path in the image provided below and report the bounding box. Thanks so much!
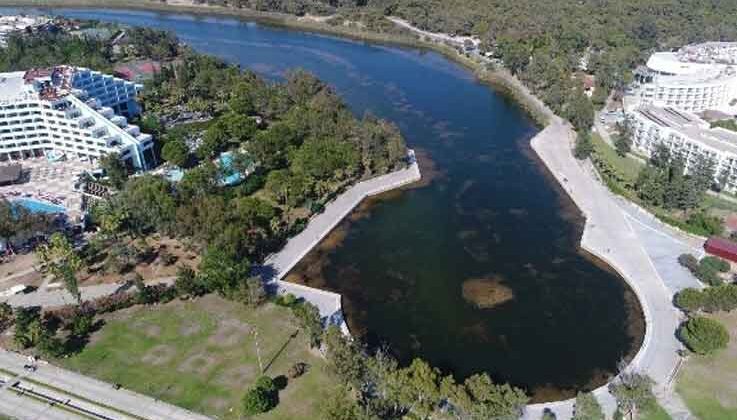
[524,119,691,419]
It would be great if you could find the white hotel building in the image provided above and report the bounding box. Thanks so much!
[629,106,737,193]
[0,66,155,170]
[628,42,737,115]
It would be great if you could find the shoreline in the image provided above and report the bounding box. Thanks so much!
[0,0,550,126]
[0,3,687,417]
[260,151,421,336]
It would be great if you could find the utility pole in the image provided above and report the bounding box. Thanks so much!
[253,328,263,374]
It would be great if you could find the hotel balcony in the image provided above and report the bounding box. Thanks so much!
[65,108,82,119]
[110,115,127,127]
[136,133,153,143]
[85,98,100,109]
[78,116,95,129]
[105,135,122,147]
[125,125,140,136]
[92,127,108,138]
[99,107,114,119]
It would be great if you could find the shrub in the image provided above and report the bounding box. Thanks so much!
[678,316,730,355]
[0,302,13,331]
[174,266,208,298]
[287,362,308,379]
[275,293,297,307]
[242,376,278,415]
[677,253,699,272]
[675,288,705,312]
[700,256,730,273]
[695,263,723,286]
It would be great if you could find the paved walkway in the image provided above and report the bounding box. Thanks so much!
[0,349,211,420]
[0,277,176,308]
[524,120,692,419]
[259,151,421,331]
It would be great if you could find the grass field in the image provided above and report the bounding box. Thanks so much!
[61,295,336,419]
[676,311,737,420]
[591,132,644,184]
[640,403,673,420]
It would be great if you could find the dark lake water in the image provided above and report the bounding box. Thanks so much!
[3,7,645,401]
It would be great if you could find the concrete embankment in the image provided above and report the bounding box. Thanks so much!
[260,151,421,333]
[524,120,690,420]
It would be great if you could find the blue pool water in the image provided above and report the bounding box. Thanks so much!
[14,198,66,214]
[218,152,245,186]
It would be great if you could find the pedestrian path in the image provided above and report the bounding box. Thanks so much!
[0,349,212,420]
[524,120,692,420]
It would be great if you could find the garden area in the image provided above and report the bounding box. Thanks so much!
[585,131,736,237]
[60,295,335,419]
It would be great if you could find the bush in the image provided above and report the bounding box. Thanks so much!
[677,253,699,272]
[678,316,730,355]
[675,288,705,312]
[685,212,724,237]
[674,285,737,313]
[174,266,208,298]
[700,256,730,273]
[275,293,298,307]
[695,263,723,286]
[287,362,308,379]
[242,376,278,415]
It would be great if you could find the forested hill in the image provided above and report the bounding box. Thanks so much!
[191,0,737,131]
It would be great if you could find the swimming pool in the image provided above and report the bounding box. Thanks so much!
[14,198,66,214]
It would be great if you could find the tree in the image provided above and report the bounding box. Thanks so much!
[564,90,594,131]
[222,112,258,144]
[198,244,251,295]
[700,256,730,273]
[323,386,366,420]
[678,316,730,355]
[117,175,177,234]
[291,301,323,348]
[574,131,594,160]
[323,325,366,386]
[37,233,83,304]
[245,276,267,307]
[174,265,208,297]
[572,392,604,420]
[161,138,189,167]
[454,373,528,420]
[614,120,633,157]
[677,253,698,272]
[99,153,129,189]
[242,376,278,415]
[391,359,444,419]
[674,288,705,312]
[608,372,655,419]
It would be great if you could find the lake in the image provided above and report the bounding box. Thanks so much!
[2,7,644,401]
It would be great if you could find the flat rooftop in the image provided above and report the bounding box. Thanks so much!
[0,71,32,102]
[636,105,737,156]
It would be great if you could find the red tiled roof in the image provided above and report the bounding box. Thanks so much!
[705,236,737,256]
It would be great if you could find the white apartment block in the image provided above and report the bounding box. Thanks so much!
[628,105,737,192]
[0,66,155,170]
[628,42,737,115]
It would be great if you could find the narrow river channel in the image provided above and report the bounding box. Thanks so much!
[3,7,645,401]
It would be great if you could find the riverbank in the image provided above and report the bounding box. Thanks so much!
[525,119,691,419]
[0,0,551,126]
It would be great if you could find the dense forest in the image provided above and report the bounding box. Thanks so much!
[0,25,180,72]
[192,0,737,130]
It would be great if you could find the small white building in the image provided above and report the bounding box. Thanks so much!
[0,66,155,170]
[628,42,737,114]
[628,105,737,192]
